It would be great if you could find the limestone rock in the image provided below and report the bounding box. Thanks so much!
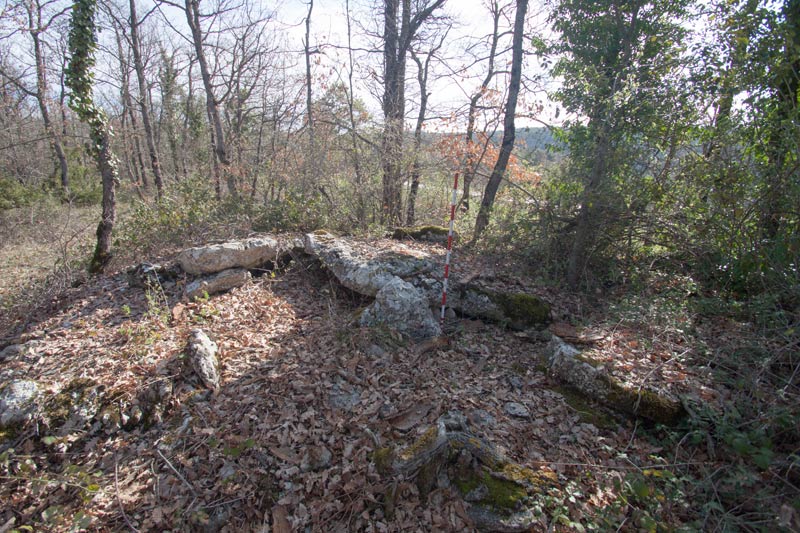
[545,336,685,425]
[504,402,530,419]
[177,236,279,275]
[47,378,104,436]
[303,231,549,329]
[0,342,37,362]
[185,268,251,300]
[360,278,441,340]
[0,380,41,428]
[186,329,220,390]
[304,231,438,296]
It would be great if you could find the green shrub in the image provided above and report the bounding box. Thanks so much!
[0,177,43,211]
[64,164,102,206]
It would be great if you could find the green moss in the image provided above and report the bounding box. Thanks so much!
[391,226,452,242]
[499,463,558,488]
[604,378,685,425]
[453,469,531,513]
[398,426,439,462]
[493,292,550,328]
[0,424,19,445]
[46,378,98,426]
[372,447,395,476]
[551,386,619,429]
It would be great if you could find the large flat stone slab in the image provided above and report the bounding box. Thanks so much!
[177,236,280,275]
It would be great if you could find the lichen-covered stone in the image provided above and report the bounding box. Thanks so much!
[375,412,560,532]
[545,336,685,425]
[186,329,220,390]
[0,380,41,428]
[185,268,251,300]
[305,231,441,296]
[452,287,550,329]
[177,236,279,275]
[46,378,103,436]
[360,278,441,340]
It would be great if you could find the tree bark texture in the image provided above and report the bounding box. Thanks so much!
[458,1,501,213]
[129,0,164,196]
[185,0,234,196]
[381,0,445,224]
[473,0,528,239]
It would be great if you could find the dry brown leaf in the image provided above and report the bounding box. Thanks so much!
[269,446,300,464]
[271,504,291,533]
[388,402,432,431]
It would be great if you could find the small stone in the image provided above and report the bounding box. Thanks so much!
[0,380,41,428]
[186,329,220,390]
[0,344,25,362]
[177,237,280,275]
[508,375,524,390]
[328,383,360,411]
[504,402,530,419]
[300,445,332,472]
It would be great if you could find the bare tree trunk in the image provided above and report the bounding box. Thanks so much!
[181,54,196,179]
[406,46,436,225]
[114,24,148,189]
[474,0,528,239]
[25,0,69,193]
[129,0,163,196]
[459,0,502,212]
[381,0,446,224]
[184,0,234,196]
[345,0,366,225]
[158,47,180,178]
[304,0,315,194]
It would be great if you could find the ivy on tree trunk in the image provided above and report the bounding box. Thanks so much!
[65,0,119,274]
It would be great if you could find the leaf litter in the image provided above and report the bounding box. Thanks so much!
[0,239,725,531]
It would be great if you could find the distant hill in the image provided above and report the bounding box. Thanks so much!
[422,127,566,166]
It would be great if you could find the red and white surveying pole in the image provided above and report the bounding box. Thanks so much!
[440,172,459,329]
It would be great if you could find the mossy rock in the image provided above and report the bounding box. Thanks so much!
[391,226,453,244]
[462,287,550,329]
[551,386,619,430]
[378,421,560,530]
[603,376,686,426]
[45,378,103,435]
[0,424,19,447]
[493,292,550,328]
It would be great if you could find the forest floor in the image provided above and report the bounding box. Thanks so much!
[0,206,798,532]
